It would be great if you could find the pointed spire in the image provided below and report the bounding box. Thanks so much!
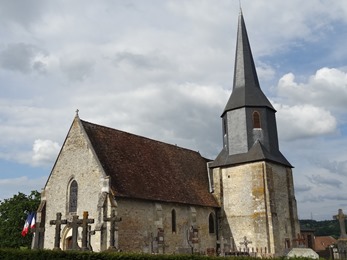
[222,12,274,115]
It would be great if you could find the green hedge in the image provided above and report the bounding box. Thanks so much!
[0,249,222,260]
[0,249,312,260]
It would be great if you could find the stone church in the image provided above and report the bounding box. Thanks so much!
[34,11,300,256]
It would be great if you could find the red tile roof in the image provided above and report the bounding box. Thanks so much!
[81,120,219,208]
[314,236,336,251]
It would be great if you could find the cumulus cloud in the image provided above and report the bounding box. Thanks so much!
[275,103,337,140]
[0,43,48,73]
[32,139,61,166]
[277,68,347,110]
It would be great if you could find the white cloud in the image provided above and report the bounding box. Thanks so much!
[275,103,337,140]
[277,68,347,110]
[32,139,61,166]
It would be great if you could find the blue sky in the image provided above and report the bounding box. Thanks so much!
[1,0,347,220]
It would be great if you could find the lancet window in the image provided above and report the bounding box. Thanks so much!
[253,111,261,128]
[171,209,176,233]
[69,180,78,213]
[208,213,215,234]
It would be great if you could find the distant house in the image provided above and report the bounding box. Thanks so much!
[315,236,337,252]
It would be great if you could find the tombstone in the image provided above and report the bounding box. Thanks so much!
[103,208,122,251]
[286,248,319,259]
[49,212,67,250]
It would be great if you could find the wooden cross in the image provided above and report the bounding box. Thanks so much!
[334,209,347,239]
[49,212,67,250]
[103,208,122,250]
[81,211,94,251]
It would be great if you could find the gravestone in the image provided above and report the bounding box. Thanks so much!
[49,212,67,250]
[286,248,319,259]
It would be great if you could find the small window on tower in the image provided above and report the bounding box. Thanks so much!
[223,117,227,135]
[253,111,261,128]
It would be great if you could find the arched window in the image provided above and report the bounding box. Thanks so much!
[253,111,261,128]
[171,209,176,233]
[69,180,78,213]
[209,213,215,234]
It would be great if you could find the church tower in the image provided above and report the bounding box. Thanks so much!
[210,11,300,256]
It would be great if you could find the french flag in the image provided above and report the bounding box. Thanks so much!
[21,212,35,237]
[30,212,36,229]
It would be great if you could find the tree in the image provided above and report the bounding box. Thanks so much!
[0,190,40,248]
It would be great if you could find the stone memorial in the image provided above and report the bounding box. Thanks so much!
[334,209,347,258]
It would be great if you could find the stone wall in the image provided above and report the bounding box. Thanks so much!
[212,161,300,256]
[116,197,217,254]
[42,118,110,251]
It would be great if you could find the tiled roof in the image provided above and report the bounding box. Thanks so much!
[211,140,292,168]
[81,120,219,208]
[314,236,337,251]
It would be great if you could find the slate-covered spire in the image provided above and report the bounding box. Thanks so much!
[223,11,274,115]
[211,11,291,168]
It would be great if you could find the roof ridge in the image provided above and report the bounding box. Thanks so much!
[80,119,207,158]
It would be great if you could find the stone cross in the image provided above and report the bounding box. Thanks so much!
[103,208,122,250]
[240,236,252,251]
[81,211,94,251]
[334,209,347,239]
[49,212,67,250]
[31,223,45,249]
[68,215,83,250]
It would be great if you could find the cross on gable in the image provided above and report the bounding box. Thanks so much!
[49,212,67,250]
[334,209,347,239]
[103,208,122,250]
